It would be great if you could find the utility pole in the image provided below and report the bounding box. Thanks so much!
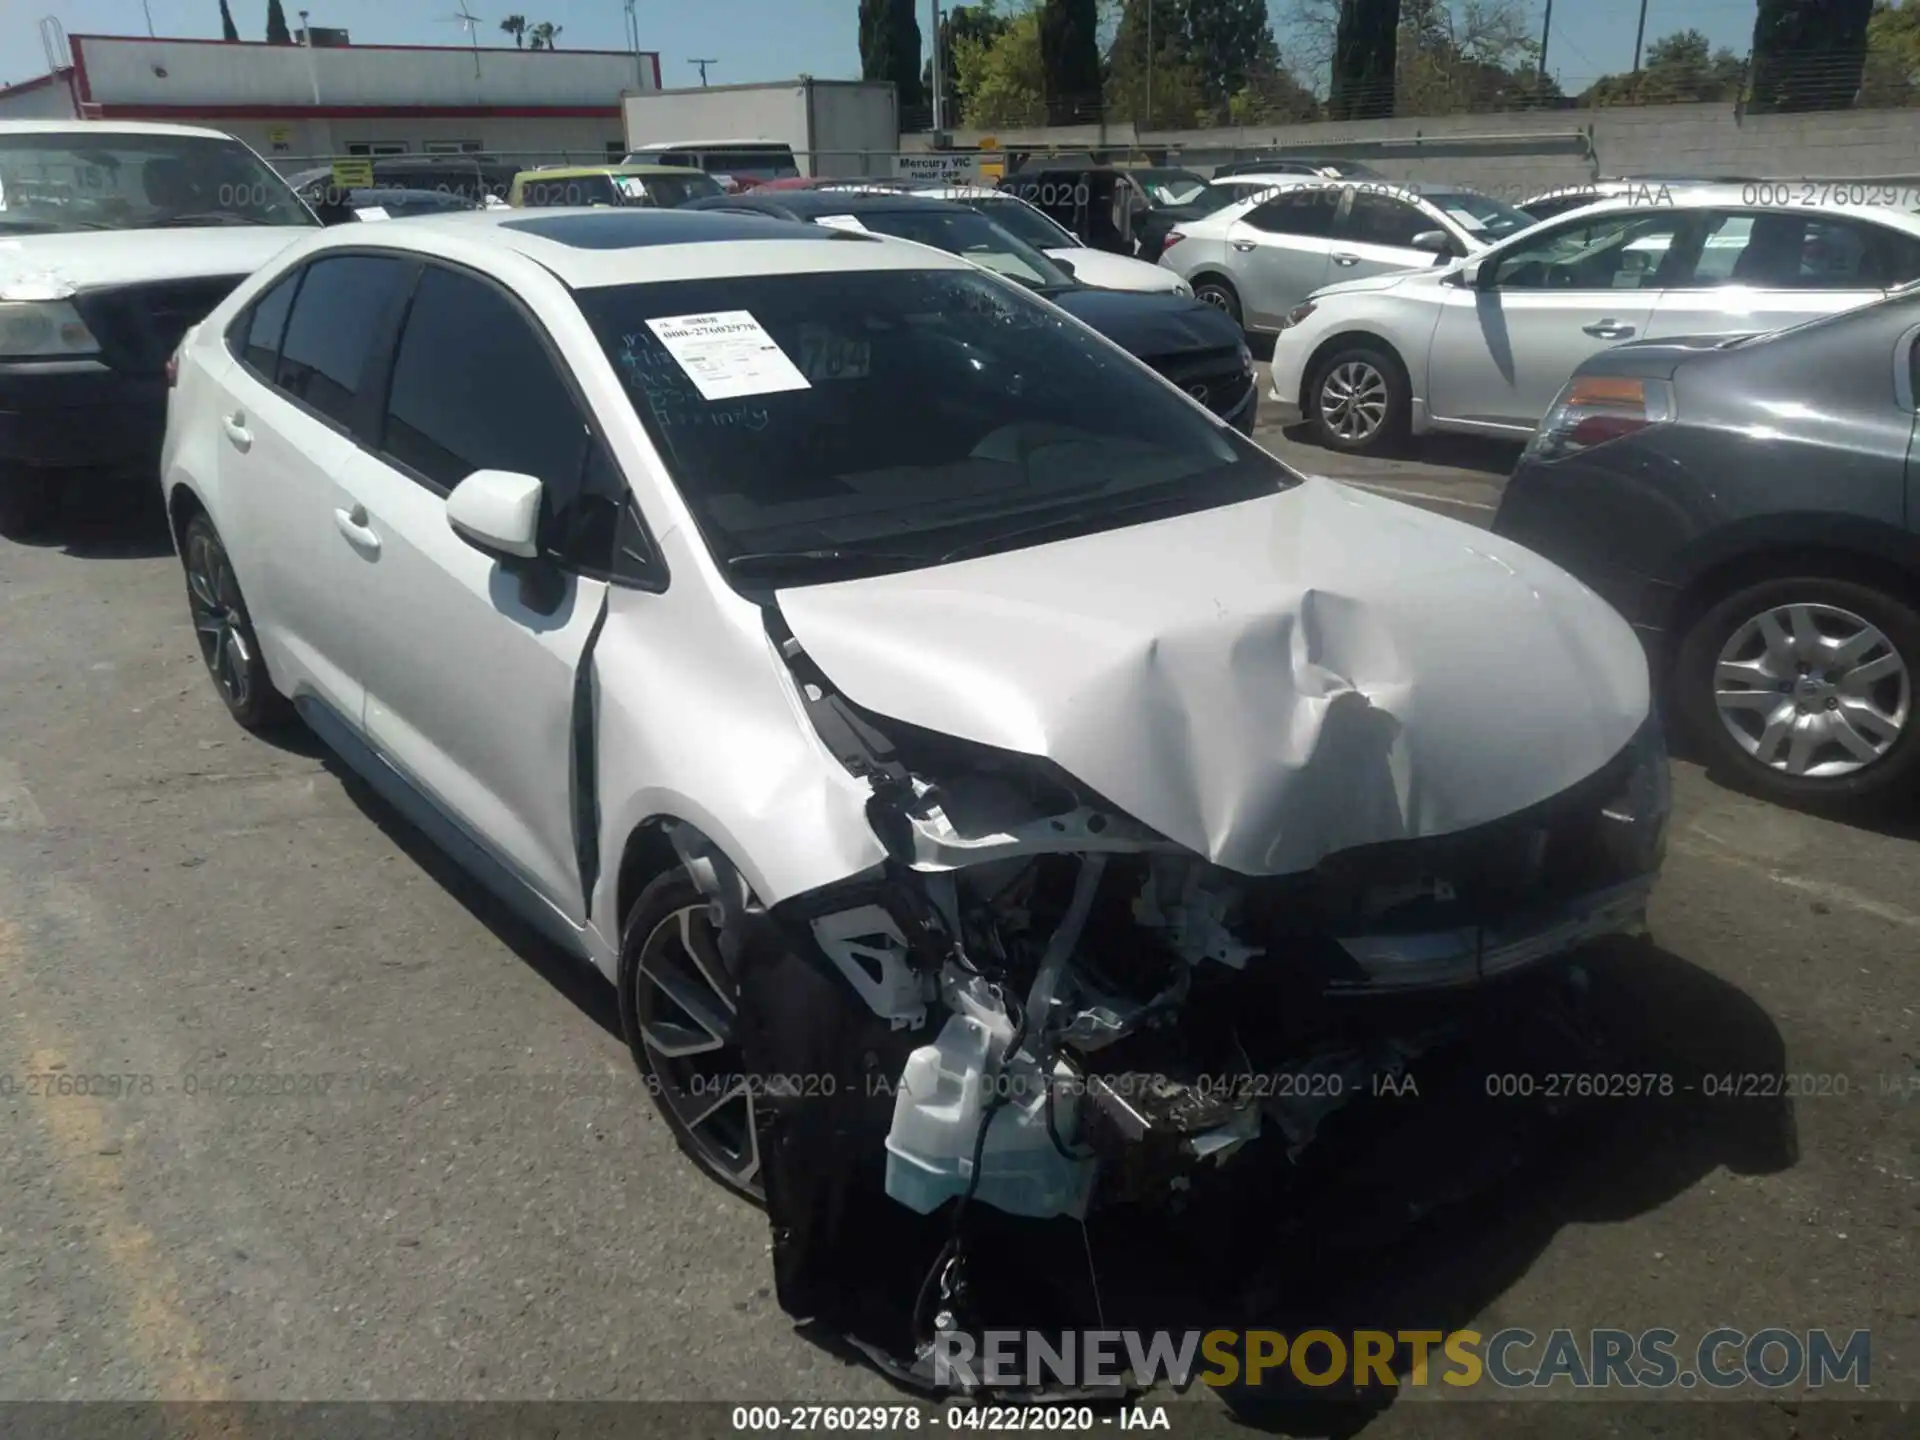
[298,9,321,103]
[1145,0,1153,130]
[1631,0,1650,76]
[624,0,644,90]
[1537,0,1553,77]
[689,57,716,85]
[929,0,943,133]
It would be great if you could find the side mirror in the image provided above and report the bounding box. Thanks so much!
[1411,229,1452,254]
[447,468,543,561]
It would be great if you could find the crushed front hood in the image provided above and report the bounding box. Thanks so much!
[775,478,1650,877]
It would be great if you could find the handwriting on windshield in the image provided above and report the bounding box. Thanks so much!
[617,334,768,431]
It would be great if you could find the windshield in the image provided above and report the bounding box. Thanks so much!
[1133,170,1211,207]
[1424,190,1535,242]
[576,268,1295,581]
[967,196,1077,250]
[849,208,1076,288]
[0,132,316,232]
[636,171,725,206]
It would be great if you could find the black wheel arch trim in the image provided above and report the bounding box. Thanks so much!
[1298,330,1409,413]
[1661,512,1920,642]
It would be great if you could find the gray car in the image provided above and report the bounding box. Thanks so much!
[1494,283,1920,809]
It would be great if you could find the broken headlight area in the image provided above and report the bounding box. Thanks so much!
[733,632,1670,1392]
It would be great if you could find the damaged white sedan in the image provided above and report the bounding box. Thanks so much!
[162,207,1670,1387]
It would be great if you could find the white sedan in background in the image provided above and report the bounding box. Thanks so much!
[1267,183,1920,453]
[1156,176,1534,329]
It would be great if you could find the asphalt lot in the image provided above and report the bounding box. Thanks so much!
[1,432,1917,1438]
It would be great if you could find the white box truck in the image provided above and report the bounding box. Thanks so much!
[619,78,899,182]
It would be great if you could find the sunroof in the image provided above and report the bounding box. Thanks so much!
[500,210,860,250]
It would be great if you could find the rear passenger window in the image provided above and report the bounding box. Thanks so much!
[1244,186,1339,238]
[232,270,300,381]
[275,255,412,430]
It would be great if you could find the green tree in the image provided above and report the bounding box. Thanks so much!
[1395,0,1555,113]
[861,0,926,109]
[1749,0,1875,111]
[265,0,293,45]
[499,14,527,47]
[528,20,563,48]
[954,4,1046,126]
[1039,0,1104,122]
[1861,0,1920,106]
[924,3,1013,125]
[1330,0,1399,118]
[1580,29,1746,105]
[1106,0,1210,125]
[218,0,240,41]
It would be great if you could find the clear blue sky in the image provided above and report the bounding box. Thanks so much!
[2,0,1760,94]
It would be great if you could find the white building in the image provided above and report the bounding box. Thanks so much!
[0,30,661,165]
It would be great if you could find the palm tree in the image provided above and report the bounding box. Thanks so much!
[498,13,526,47]
[218,0,240,40]
[528,19,562,49]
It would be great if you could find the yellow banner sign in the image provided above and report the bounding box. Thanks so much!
[330,159,374,189]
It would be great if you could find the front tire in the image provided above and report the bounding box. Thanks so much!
[181,513,293,732]
[1307,343,1410,455]
[618,868,764,1203]
[1674,573,1920,809]
[1191,276,1243,327]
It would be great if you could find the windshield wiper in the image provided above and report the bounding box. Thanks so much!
[724,547,933,578]
[160,212,274,227]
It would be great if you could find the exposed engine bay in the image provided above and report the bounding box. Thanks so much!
[669,609,1672,1393]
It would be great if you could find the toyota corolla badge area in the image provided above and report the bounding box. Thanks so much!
[161,207,1670,1390]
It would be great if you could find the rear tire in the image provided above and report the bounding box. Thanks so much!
[1306,342,1410,456]
[1191,276,1243,327]
[1673,573,1920,810]
[181,513,293,732]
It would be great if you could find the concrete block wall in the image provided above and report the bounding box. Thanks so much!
[903,102,1920,203]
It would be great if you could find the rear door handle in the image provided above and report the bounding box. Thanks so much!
[221,412,252,451]
[1231,239,1257,252]
[1582,320,1636,338]
[1331,252,1362,266]
[333,504,381,557]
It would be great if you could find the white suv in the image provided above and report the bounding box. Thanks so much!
[161,206,1669,1375]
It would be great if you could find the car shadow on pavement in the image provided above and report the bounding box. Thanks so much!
[1277,425,1522,479]
[1167,939,1795,1435]
[0,486,176,559]
[300,743,625,1045]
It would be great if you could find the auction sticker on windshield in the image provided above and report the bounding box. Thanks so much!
[646,310,812,401]
[814,214,870,232]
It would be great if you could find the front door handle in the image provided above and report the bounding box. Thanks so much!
[1231,239,1257,252]
[1583,320,1636,338]
[221,412,252,451]
[333,504,381,557]
[1331,252,1362,267]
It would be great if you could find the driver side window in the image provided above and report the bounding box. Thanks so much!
[1490,211,1688,291]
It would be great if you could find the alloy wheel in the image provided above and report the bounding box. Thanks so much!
[633,903,761,1197]
[1712,601,1910,779]
[1318,360,1389,443]
[186,531,255,712]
